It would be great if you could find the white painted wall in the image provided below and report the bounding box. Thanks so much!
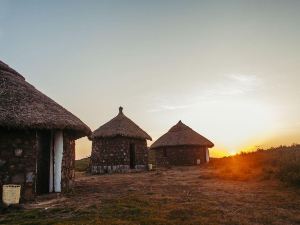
[49,131,64,192]
[54,131,63,192]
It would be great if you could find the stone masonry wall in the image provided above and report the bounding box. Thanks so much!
[0,129,76,202]
[91,136,148,174]
[61,132,75,192]
[153,146,208,167]
[0,129,37,202]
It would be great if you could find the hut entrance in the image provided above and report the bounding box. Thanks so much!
[36,131,64,194]
[129,143,136,169]
[36,131,51,195]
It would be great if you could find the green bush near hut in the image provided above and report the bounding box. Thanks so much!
[75,157,90,172]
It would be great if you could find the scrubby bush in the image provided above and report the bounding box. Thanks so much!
[75,157,90,172]
[277,150,300,186]
[210,145,300,186]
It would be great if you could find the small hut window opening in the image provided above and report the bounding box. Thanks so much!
[163,148,167,157]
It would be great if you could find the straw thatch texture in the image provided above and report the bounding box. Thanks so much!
[151,120,214,149]
[91,107,152,140]
[0,60,91,137]
[0,60,23,78]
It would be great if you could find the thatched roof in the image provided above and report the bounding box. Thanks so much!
[151,120,214,149]
[91,107,152,140]
[0,60,91,138]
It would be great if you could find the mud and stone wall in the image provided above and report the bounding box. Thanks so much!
[0,129,37,202]
[0,128,76,202]
[91,136,148,174]
[152,146,209,167]
[61,132,76,193]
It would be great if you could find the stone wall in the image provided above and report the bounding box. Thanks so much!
[91,136,148,174]
[0,129,37,202]
[0,129,76,202]
[152,146,209,167]
[61,132,76,192]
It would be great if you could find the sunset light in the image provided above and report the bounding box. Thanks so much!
[1,1,300,224]
[2,1,299,160]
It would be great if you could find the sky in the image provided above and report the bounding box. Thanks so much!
[1,0,300,159]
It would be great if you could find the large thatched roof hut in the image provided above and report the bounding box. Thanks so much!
[150,120,214,167]
[0,60,91,202]
[90,107,151,174]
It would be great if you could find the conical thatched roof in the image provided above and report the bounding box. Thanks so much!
[91,107,152,140]
[151,121,214,149]
[0,60,91,138]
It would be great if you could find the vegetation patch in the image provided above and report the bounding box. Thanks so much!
[2,152,300,225]
[75,157,90,172]
[210,145,300,186]
[167,208,197,221]
[99,196,156,221]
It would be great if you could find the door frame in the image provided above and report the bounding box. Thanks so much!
[36,130,64,194]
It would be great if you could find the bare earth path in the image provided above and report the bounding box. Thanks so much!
[1,166,300,225]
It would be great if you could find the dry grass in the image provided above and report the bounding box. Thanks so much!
[2,147,300,224]
[1,164,300,225]
[210,145,300,186]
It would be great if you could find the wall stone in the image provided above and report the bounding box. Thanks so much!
[91,136,148,174]
[151,146,209,167]
[0,129,76,202]
[0,129,37,202]
[61,132,76,192]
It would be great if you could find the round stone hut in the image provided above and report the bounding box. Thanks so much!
[0,60,91,202]
[90,107,152,174]
[150,121,214,167]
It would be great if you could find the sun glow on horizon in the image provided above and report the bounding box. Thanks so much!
[1,0,300,161]
[73,74,295,160]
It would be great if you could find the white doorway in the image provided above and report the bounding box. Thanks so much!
[49,131,64,192]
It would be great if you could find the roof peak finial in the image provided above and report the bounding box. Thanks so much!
[119,106,123,114]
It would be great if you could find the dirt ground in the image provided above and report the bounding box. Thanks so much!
[1,166,300,225]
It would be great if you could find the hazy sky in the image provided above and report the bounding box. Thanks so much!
[1,0,300,159]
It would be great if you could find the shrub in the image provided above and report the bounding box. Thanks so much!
[211,145,300,186]
[277,153,300,186]
[75,157,90,172]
